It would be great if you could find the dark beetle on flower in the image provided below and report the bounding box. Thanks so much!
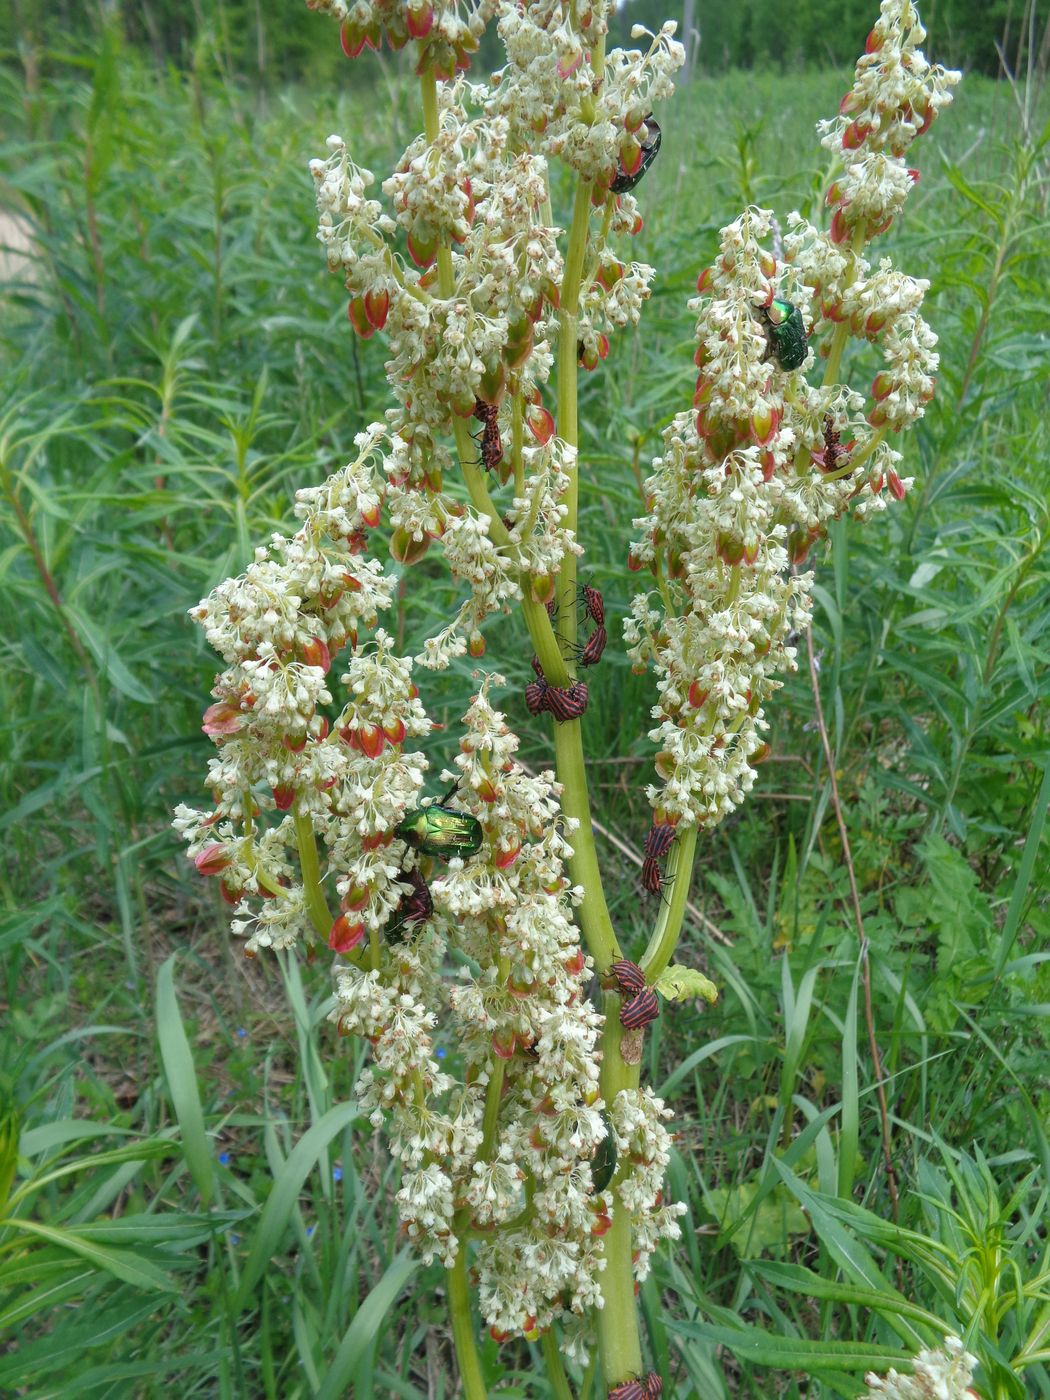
[610,117,662,195]
[759,297,808,372]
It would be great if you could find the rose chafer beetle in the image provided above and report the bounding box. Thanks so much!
[760,297,808,372]
[610,116,661,195]
[395,803,483,860]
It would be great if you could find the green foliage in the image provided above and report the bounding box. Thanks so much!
[0,24,1047,1399]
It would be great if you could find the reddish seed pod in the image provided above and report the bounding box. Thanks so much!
[619,986,660,1031]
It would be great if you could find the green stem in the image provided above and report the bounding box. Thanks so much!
[555,721,620,969]
[640,823,698,980]
[294,808,333,939]
[596,992,643,1389]
[541,1328,576,1400]
[447,1246,488,1400]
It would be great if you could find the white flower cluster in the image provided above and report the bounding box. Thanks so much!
[627,1,956,829]
[492,5,683,188]
[174,425,439,954]
[329,679,639,1338]
[862,1335,979,1400]
[820,0,960,242]
[307,0,493,78]
[610,1087,687,1283]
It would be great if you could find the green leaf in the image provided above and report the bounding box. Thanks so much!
[6,1218,176,1292]
[654,963,718,1005]
[233,1099,360,1314]
[673,1317,910,1372]
[315,1251,418,1400]
[156,953,215,1207]
[66,605,155,703]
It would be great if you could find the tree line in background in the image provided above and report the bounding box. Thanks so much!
[2,0,1047,82]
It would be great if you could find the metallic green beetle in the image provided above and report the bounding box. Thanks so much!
[395,803,483,860]
[761,297,808,372]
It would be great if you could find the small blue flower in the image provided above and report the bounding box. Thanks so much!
[306,1225,315,1237]
[219,1152,231,1166]
[333,1165,343,1182]
[230,1233,241,1245]
[436,1045,447,1060]
[236,1027,248,1039]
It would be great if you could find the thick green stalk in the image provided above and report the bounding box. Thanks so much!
[447,1247,488,1400]
[293,808,333,938]
[597,992,643,1387]
[640,822,698,980]
[541,1329,576,1400]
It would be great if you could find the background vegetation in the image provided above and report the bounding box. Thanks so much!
[1,5,1048,1397]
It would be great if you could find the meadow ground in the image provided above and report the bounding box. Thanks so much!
[1,41,1048,1399]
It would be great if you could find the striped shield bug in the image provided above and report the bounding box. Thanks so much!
[607,1383,646,1400]
[619,986,660,1031]
[609,959,647,996]
[544,680,589,723]
[642,822,676,897]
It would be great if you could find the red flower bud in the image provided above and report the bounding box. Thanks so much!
[363,287,390,330]
[871,371,894,401]
[194,844,230,877]
[887,469,906,500]
[356,723,386,760]
[494,842,520,869]
[329,914,365,954]
[383,717,407,745]
[526,404,555,445]
[302,636,331,672]
[272,785,296,811]
[390,527,430,565]
[202,701,243,737]
[406,2,434,38]
[406,229,437,269]
[339,18,367,57]
[347,297,375,339]
[342,882,370,912]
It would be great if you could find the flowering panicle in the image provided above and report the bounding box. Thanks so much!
[627,4,957,830]
[861,1336,979,1400]
[330,679,621,1335]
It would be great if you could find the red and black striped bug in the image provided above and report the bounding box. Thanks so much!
[609,959,647,996]
[619,986,660,1031]
[544,679,589,722]
[641,822,676,897]
[579,584,605,628]
[645,1377,663,1399]
[607,1383,646,1400]
[472,398,503,473]
[578,623,607,668]
[524,675,549,715]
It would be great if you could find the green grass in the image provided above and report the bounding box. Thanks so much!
[1,28,1048,1399]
